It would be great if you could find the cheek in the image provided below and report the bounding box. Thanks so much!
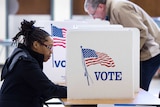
[43,52,48,57]
[94,12,102,19]
[43,58,48,62]
[43,55,49,62]
[43,51,51,60]
[97,9,106,19]
[102,10,107,19]
[36,49,44,55]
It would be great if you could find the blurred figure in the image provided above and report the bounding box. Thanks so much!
[84,0,160,91]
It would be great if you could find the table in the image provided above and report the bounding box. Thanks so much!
[59,89,160,106]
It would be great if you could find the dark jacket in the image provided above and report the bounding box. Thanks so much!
[0,44,67,107]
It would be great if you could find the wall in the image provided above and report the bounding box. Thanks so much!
[0,0,6,39]
[0,0,6,64]
[73,0,160,17]
[73,0,87,15]
[130,0,160,17]
[9,0,160,17]
[17,0,50,14]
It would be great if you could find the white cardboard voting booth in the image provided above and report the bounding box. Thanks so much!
[67,26,140,93]
[66,28,140,99]
[35,20,140,99]
[35,20,122,83]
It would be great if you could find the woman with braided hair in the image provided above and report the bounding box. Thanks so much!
[0,20,67,107]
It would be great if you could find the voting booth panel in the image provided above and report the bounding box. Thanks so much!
[125,28,140,93]
[74,24,123,30]
[68,26,140,93]
[34,20,140,100]
[66,28,140,99]
[35,20,122,83]
[35,21,79,83]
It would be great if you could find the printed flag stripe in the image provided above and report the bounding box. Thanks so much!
[51,25,67,48]
[62,28,67,38]
[53,37,66,48]
[96,52,115,67]
[82,48,115,67]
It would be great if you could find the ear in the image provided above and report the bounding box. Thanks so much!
[33,41,40,49]
[98,3,105,10]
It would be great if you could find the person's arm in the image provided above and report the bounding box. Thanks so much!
[18,59,67,101]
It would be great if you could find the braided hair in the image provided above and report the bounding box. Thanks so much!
[12,20,50,48]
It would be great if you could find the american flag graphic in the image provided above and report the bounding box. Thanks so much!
[82,48,115,67]
[51,25,67,48]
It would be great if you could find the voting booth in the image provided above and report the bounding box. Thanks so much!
[35,20,121,83]
[35,20,140,99]
[66,28,140,99]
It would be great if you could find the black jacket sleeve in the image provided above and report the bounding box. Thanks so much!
[15,58,67,101]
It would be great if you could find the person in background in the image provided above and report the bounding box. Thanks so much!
[84,0,160,92]
[0,20,67,107]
